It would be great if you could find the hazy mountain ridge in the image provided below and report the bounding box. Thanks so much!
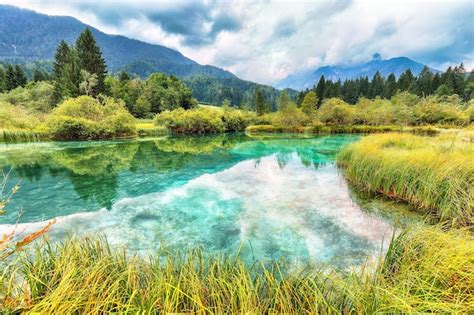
[276,55,439,90]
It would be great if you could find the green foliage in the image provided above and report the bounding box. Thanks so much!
[318,98,356,125]
[272,102,309,131]
[254,88,266,115]
[155,107,257,134]
[0,81,55,112]
[75,28,107,96]
[0,101,41,130]
[338,133,474,226]
[46,95,136,139]
[1,225,472,313]
[300,91,318,116]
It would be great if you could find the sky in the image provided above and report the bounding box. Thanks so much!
[2,0,473,84]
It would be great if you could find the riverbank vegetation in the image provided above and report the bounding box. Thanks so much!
[0,225,472,313]
[338,133,473,226]
[1,28,473,141]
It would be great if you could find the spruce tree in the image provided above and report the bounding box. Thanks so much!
[383,73,397,99]
[0,67,5,93]
[255,88,265,115]
[53,40,80,102]
[14,65,27,87]
[415,66,434,97]
[398,69,415,92]
[5,64,17,91]
[315,75,326,106]
[369,71,384,98]
[119,71,130,82]
[75,28,107,96]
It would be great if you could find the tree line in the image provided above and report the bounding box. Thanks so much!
[297,65,474,106]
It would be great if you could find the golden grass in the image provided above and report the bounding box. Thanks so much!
[0,226,472,313]
[338,133,474,226]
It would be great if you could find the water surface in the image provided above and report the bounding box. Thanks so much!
[0,134,417,267]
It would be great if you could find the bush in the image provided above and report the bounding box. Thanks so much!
[0,81,55,112]
[318,98,356,125]
[246,124,283,133]
[46,96,136,140]
[0,101,41,130]
[155,107,257,134]
[272,103,310,131]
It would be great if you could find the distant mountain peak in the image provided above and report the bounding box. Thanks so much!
[275,55,438,90]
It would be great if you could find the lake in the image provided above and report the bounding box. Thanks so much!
[0,134,417,268]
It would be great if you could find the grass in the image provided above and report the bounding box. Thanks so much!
[0,225,472,313]
[135,119,168,137]
[337,133,474,226]
[0,129,49,143]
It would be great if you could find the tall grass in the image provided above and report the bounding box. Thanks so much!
[337,133,474,226]
[0,226,472,313]
[0,129,49,143]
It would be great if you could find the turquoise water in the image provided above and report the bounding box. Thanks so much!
[0,134,416,267]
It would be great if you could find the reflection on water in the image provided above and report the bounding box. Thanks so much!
[0,134,418,267]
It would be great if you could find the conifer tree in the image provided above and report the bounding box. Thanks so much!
[255,88,265,115]
[415,66,434,97]
[383,73,397,98]
[315,75,326,106]
[53,40,80,102]
[75,28,107,96]
[5,64,17,91]
[0,67,5,93]
[398,69,415,92]
[14,65,27,87]
[369,71,384,98]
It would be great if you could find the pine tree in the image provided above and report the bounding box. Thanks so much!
[398,69,415,92]
[0,67,5,93]
[255,88,265,115]
[359,77,370,98]
[53,40,80,102]
[452,63,466,96]
[14,65,27,87]
[300,91,318,115]
[369,71,384,98]
[383,73,397,98]
[315,75,326,106]
[5,64,17,91]
[75,28,107,96]
[415,66,434,97]
[119,71,130,82]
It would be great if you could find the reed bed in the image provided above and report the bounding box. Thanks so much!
[0,226,472,313]
[0,129,49,143]
[337,133,474,226]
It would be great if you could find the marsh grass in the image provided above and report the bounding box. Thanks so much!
[0,129,49,143]
[337,133,474,226]
[0,226,472,313]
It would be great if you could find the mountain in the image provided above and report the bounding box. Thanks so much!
[275,54,439,90]
[0,5,294,105]
[0,5,235,79]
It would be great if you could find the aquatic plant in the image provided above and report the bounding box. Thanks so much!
[0,225,472,313]
[337,133,474,226]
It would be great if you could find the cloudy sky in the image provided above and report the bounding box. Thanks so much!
[2,0,473,84]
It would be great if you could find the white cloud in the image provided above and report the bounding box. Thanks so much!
[1,0,472,84]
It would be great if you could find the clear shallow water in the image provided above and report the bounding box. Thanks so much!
[0,134,417,267]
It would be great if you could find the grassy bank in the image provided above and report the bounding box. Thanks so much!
[337,133,474,226]
[0,225,472,313]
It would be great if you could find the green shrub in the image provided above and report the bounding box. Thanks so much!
[46,96,136,140]
[155,107,257,134]
[0,101,41,130]
[318,98,356,125]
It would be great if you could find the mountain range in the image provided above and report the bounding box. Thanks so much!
[1,4,441,102]
[275,54,439,91]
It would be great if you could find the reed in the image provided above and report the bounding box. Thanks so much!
[0,225,472,313]
[337,133,473,226]
[0,129,49,143]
